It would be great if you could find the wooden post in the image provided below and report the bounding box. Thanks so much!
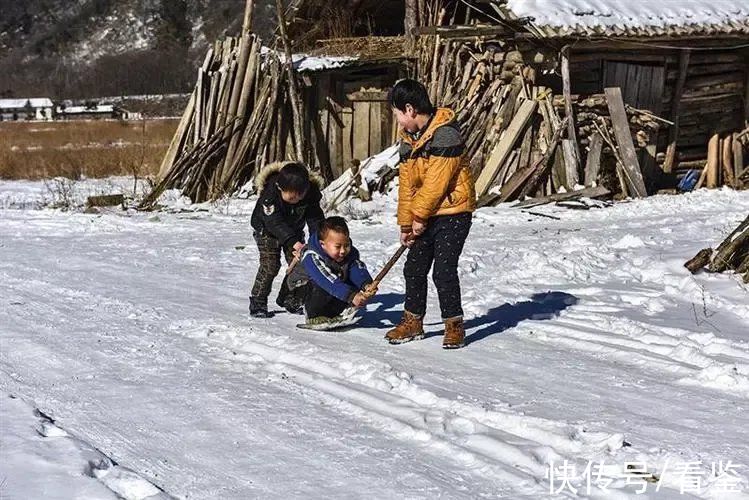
[706,133,719,188]
[561,46,580,178]
[663,49,690,173]
[276,0,305,162]
[405,0,417,51]
[242,0,254,32]
[604,87,647,197]
[722,134,735,188]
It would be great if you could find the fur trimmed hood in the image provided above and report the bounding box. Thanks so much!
[254,161,326,194]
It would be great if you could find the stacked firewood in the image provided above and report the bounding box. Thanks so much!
[674,128,748,190]
[141,1,303,209]
[411,35,649,207]
[685,215,749,283]
[556,95,664,150]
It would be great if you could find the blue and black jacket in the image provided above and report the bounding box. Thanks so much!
[290,231,373,304]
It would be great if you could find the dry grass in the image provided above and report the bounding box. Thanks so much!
[0,119,178,180]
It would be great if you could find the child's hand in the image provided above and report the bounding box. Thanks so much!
[412,220,426,236]
[362,283,378,298]
[400,231,415,247]
[292,241,305,258]
[352,292,369,308]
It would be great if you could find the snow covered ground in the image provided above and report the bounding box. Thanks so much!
[1,179,748,499]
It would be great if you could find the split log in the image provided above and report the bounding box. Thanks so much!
[708,215,749,273]
[706,133,720,189]
[684,248,713,273]
[722,135,735,188]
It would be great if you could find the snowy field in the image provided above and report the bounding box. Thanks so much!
[1,179,748,499]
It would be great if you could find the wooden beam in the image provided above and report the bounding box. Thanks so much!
[276,0,305,162]
[514,185,610,208]
[561,46,580,178]
[604,87,648,197]
[242,0,254,33]
[412,25,513,37]
[474,98,538,197]
[663,49,690,173]
[405,0,417,48]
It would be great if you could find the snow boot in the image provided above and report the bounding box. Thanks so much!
[442,316,465,349]
[385,311,424,344]
[250,297,273,318]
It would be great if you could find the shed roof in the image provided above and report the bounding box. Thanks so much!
[0,98,54,109]
[495,0,749,38]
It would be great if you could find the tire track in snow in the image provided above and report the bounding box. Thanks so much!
[3,269,530,498]
[519,309,749,399]
[177,323,638,498]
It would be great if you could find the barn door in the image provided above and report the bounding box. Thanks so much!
[604,61,666,190]
[604,61,665,113]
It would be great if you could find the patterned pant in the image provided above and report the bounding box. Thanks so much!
[404,212,472,319]
[251,232,295,307]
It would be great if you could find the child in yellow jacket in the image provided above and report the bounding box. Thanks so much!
[386,79,476,349]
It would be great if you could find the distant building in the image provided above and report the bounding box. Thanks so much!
[56,104,117,120]
[56,103,142,121]
[0,98,54,121]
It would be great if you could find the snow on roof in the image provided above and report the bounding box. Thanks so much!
[501,0,749,38]
[293,54,358,72]
[0,98,54,109]
[259,46,359,72]
[59,105,115,114]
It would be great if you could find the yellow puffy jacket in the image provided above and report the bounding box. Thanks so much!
[397,107,476,229]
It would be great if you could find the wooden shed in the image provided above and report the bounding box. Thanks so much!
[486,0,749,189]
[299,37,410,179]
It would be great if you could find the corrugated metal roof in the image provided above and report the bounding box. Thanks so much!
[495,0,749,38]
[0,98,54,109]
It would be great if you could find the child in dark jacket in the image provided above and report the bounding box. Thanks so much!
[250,161,325,318]
[288,216,374,321]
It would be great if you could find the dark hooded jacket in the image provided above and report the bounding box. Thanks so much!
[250,161,325,246]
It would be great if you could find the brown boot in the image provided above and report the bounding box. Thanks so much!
[385,311,424,344]
[442,316,465,349]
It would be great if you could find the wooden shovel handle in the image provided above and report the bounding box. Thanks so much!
[371,244,408,287]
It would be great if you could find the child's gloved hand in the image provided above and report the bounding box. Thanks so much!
[352,292,369,308]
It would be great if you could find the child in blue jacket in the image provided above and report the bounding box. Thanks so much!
[288,216,374,320]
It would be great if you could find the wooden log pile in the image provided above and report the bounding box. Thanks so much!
[685,215,749,283]
[141,1,306,209]
[410,34,647,206]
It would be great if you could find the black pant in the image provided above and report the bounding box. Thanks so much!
[404,212,472,319]
[303,281,349,318]
[250,232,295,307]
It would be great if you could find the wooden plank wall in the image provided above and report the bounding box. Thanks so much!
[310,66,402,180]
[568,47,747,175]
